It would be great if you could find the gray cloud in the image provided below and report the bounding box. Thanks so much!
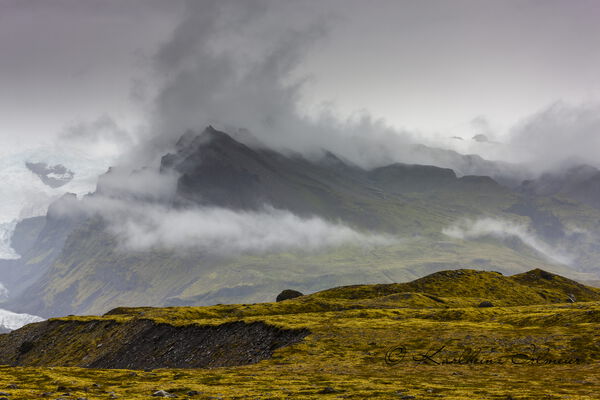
[505,102,600,173]
[53,192,396,255]
[443,217,573,266]
[58,115,135,159]
[128,0,424,170]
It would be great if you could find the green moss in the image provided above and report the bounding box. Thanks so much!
[1,269,599,398]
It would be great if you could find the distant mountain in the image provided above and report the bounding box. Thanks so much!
[0,308,43,332]
[520,164,600,209]
[3,127,600,318]
[0,146,110,260]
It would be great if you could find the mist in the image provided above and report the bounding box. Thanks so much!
[504,102,600,173]
[443,217,573,266]
[53,193,396,255]
[122,0,437,171]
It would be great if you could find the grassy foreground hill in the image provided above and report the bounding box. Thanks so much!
[0,269,599,399]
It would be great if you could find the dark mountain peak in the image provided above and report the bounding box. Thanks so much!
[160,127,281,209]
[161,126,253,173]
[201,125,234,143]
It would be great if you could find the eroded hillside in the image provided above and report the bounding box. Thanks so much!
[0,269,598,399]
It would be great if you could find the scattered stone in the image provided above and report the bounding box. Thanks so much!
[0,397,9,400]
[317,387,339,394]
[399,396,416,400]
[152,390,174,397]
[186,391,201,396]
[276,289,304,302]
[6,385,18,389]
[0,393,10,396]
[478,300,494,308]
[76,398,88,400]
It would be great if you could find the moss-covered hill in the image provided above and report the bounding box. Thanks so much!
[0,268,598,399]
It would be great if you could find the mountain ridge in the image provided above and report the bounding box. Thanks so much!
[3,127,600,317]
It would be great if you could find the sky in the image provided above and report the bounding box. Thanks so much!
[1,0,600,164]
[0,0,599,275]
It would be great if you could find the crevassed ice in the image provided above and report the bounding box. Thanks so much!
[0,145,109,260]
[0,308,44,331]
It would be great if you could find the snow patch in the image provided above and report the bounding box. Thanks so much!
[0,308,43,331]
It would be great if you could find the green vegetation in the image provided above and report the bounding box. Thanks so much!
[0,269,598,398]
[6,129,600,318]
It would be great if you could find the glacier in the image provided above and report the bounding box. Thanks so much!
[0,145,111,259]
[0,308,43,331]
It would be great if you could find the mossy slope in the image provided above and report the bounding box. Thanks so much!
[0,269,599,398]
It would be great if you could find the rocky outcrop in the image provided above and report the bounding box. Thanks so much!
[25,162,74,188]
[276,289,304,302]
[0,318,310,369]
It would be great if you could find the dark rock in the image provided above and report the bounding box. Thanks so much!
[25,162,74,188]
[317,387,339,394]
[5,385,18,389]
[478,301,494,308]
[276,289,304,302]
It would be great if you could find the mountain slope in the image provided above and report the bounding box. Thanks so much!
[2,268,598,368]
[4,127,600,318]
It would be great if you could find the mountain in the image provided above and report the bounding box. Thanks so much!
[520,164,600,210]
[0,194,83,301]
[0,308,43,332]
[3,127,600,318]
[0,268,598,399]
[0,146,110,259]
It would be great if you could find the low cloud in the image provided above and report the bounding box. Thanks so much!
[58,115,135,160]
[54,193,396,255]
[443,217,573,265]
[505,102,600,173]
